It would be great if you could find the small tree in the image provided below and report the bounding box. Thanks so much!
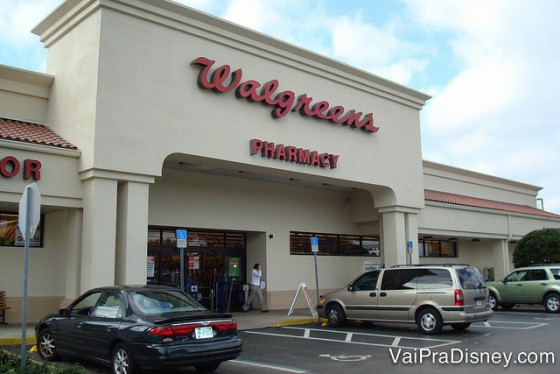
[513,228,560,267]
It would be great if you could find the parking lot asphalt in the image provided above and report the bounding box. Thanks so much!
[3,306,559,373]
[236,306,560,373]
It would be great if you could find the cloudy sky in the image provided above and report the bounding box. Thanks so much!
[2,0,559,214]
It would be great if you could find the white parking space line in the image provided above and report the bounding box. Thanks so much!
[231,359,309,373]
[244,327,462,350]
[475,320,548,330]
[285,327,461,345]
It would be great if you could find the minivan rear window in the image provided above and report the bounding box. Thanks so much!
[416,269,453,289]
[381,269,453,290]
[456,268,486,289]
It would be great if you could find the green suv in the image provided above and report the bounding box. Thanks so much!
[487,265,560,313]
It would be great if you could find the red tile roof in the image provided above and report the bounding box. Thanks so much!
[425,189,560,219]
[0,117,77,150]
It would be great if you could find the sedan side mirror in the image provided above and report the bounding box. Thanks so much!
[58,308,68,316]
[347,285,355,292]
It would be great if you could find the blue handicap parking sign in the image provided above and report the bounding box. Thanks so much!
[176,230,187,240]
[311,236,319,252]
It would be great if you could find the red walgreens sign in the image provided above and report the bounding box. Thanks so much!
[192,57,379,134]
[250,139,339,169]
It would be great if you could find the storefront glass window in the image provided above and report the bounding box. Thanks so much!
[148,227,246,249]
[161,230,177,247]
[440,241,456,257]
[338,235,361,254]
[148,228,161,246]
[188,231,224,247]
[425,241,440,257]
[225,232,245,248]
[419,239,457,257]
[290,231,380,256]
[0,212,43,247]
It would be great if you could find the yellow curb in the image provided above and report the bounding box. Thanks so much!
[270,317,327,327]
[0,337,36,346]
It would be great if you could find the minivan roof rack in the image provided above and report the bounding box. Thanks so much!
[390,264,470,268]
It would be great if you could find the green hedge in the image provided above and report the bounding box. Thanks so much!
[0,348,85,374]
[513,228,560,267]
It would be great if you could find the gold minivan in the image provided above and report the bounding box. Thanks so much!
[317,265,492,334]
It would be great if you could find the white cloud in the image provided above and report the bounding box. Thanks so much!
[409,0,560,213]
[423,60,518,134]
[0,0,61,45]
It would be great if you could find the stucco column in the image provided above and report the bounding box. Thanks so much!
[116,180,150,285]
[404,212,420,265]
[64,208,82,302]
[80,177,118,292]
[379,206,420,267]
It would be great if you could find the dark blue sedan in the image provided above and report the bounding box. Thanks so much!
[35,285,242,373]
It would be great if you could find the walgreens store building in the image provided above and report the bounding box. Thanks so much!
[1,0,559,322]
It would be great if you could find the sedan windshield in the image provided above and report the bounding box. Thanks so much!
[131,290,207,314]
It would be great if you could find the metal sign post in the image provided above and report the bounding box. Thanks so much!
[407,240,413,265]
[311,236,321,324]
[18,182,41,372]
[176,230,187,291]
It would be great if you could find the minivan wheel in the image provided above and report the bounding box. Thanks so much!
[544,293,560,313]
[417,308,443,335]
[326,304,346,327]
[488,293,498,311]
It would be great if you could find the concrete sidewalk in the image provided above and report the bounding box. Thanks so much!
[0,309,321,346]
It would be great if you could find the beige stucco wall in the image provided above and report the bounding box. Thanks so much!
[0,209,78,324]
[0,65,53,124]
[1,0,558,321]
[1,63,83,324]
[423,160,540,206]
[0,145,81,207]
[25,0,429,306]
[34,0,428,210]
[149,168,383,291]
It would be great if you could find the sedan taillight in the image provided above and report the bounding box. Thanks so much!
[149,326,173,336]
[149,320,237,336]
[212,320,238,331]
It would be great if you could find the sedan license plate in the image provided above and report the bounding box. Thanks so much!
[476,299,483,308]
[195,326,213,339]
